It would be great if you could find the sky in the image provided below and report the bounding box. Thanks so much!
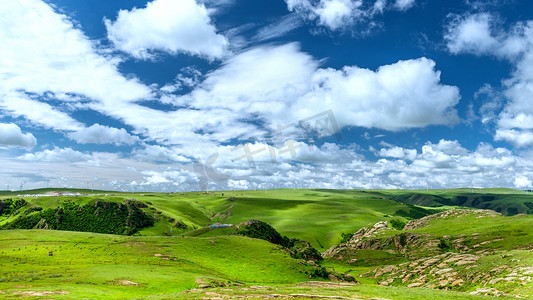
[1,0,533,192]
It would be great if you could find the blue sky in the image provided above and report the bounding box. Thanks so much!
[1,0,533,191]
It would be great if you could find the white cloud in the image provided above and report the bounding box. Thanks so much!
[296,57,460,130]
[19,147,92,162]
[1,137,532,191]
[394,0,415,11]
[474,84,504,124]
[445,13,498,55]
[0,92,83,131]
[445,13,533,59]
[316,0,359,30]
[141,169,197,186]
[253,14,303,42]
[0,123,37,149]
[228,179,249,190]
[514,176,532,189]
[495,129,533,148]
[105,0,228,60]
[180,44,460,133]
[284,0,416,31]
[0,0,151,132]
[132,144,191,163]
[445,14,533,147]
[379,146,417,160]
[67,124,140,146]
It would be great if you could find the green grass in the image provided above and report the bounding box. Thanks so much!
[0,229,315,299]
[176,282,502,299]
[1,188,532,299]
[4,188,532,249]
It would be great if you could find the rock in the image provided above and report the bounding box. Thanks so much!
[348,221,392,244]
[378,278,393,286]
[374,265,399,278]
[408,282,423,288]
[469,288,504,297]
[435,268,454,275]
[451,279,464,286]
[422,258,440,266]
[328,274,339,281]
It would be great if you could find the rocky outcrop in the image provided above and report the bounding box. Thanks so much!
[323,221,442,259]
[361,251,533,293]
[403,209,502,231]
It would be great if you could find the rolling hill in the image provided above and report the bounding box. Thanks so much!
[0,188,532,299]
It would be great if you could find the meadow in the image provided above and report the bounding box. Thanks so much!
[0,188,531,299]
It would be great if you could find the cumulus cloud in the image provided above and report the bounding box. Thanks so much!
[1,136,531,191]
[105,0,228,60]
[297,57,460,130]
[0,0,459,158]
[0,0,151,133]
[445,13,533,147]
[445,13,499,55]
[379,146,417,160]
[514,176,532,189]
[68,124,140,146]
[495,129,533,148]
[285,0,416,31]
[19,147,92,162]
[315,0,359,30]
[0,123,37,149]
[179,45,459,133]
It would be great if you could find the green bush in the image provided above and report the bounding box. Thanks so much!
[0,198,27,216]
[437,237,453,252]
[1,200,153,235]
[389,219,407,230]
[340,232,353,244]
[236,220,322,261]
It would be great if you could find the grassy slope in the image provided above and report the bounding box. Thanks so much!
[0,229,498,299]
[4,188,531,248]
[2,189,435,249]
[2,189,527,299]
[0,230,314,299]
[322,211,533,298]
[376,188,533,215]
[165,189,435,249]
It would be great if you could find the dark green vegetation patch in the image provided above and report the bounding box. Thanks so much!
[0,198,27,216]
[236,219,322,261]
[1,199,153,235]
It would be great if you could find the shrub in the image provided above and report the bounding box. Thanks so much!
[1,200,153,235]
[236,220,322,261]
[389,219,407,230]
[0,198,27,216]
[438,237,453,251]
[340,232,353,244]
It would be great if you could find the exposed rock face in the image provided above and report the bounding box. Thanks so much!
[323,221,441,259]
[349,221,391,243]
[403,209,501,231]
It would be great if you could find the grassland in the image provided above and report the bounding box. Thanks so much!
[0,188,531,299]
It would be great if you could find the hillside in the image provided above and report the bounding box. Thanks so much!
[322,209,533,298]
[1,189,448,249]
[0,188,531,299]
[375,188,533,215]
